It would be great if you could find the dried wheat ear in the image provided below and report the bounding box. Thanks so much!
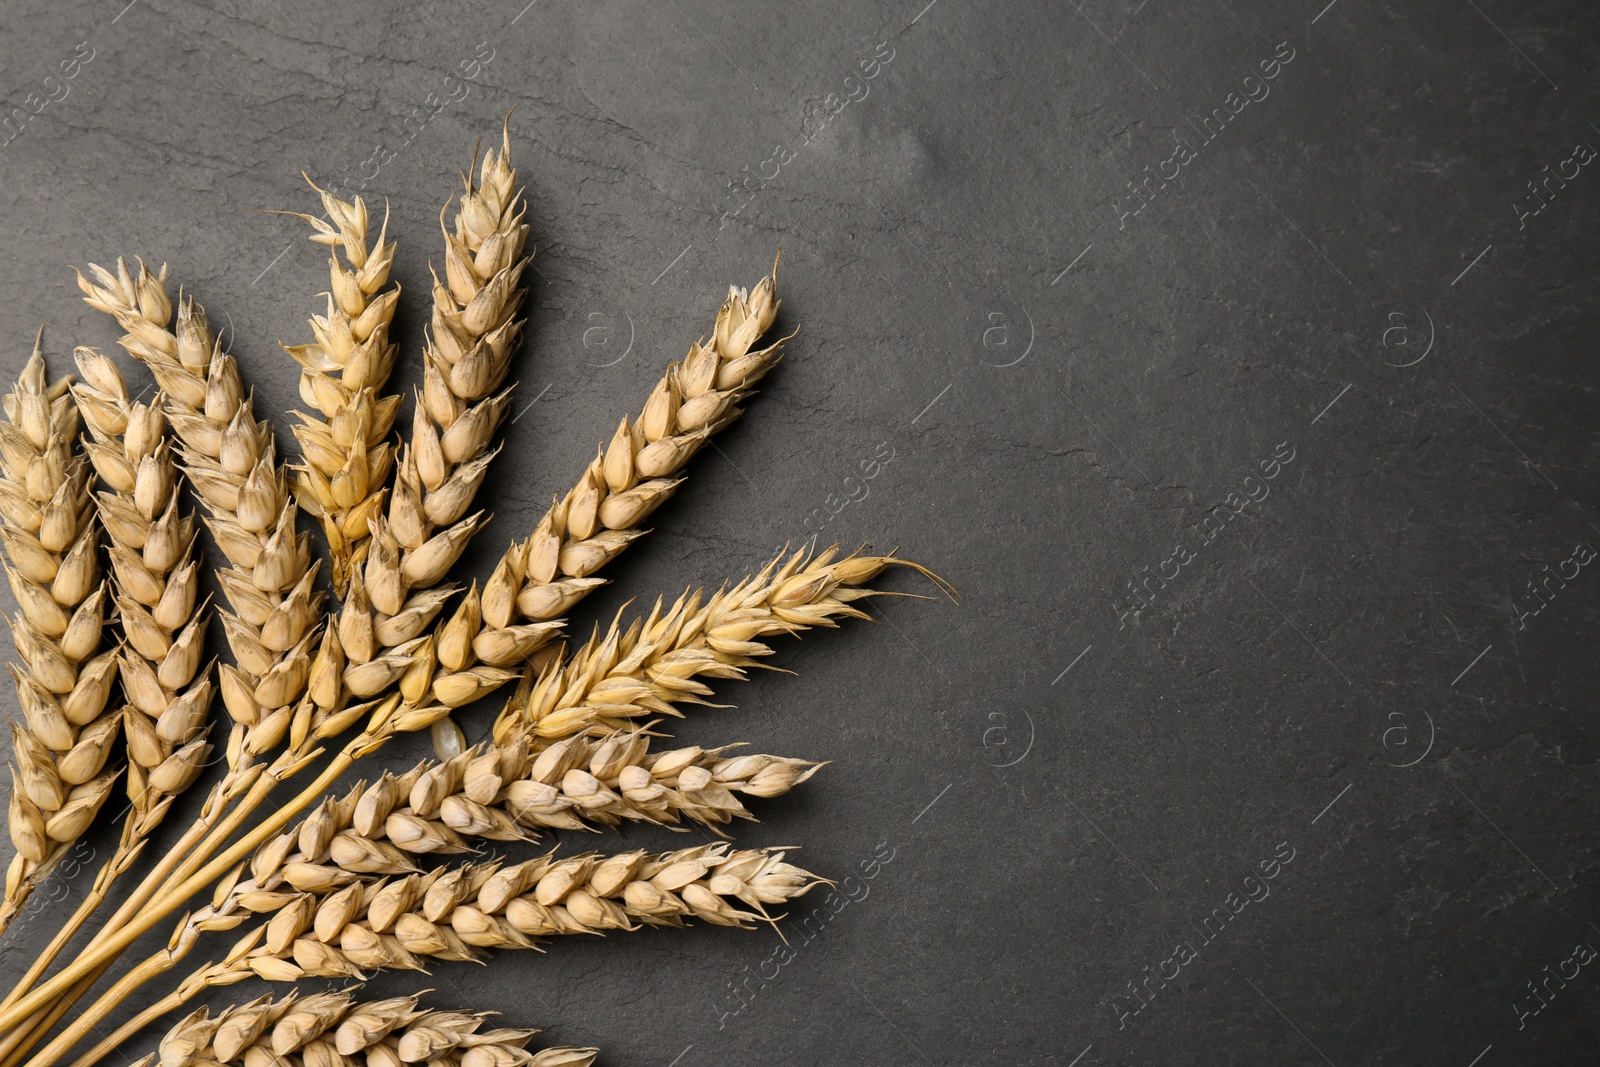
[77,259,322,765]
[140,989,596,1067]
[0,336,120,923]
[192,842,823,983]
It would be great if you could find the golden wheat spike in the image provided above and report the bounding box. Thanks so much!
[0,336,120,929]
[75,263,323,766]
[132,989,597,1067]
[278,182,402,596]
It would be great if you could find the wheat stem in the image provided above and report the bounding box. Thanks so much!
[0,734,363,1032]
[26,256,790,1001]
[31,141,800,1059]
[61,989,187,1067]
[20,937,197,1067]
[0,774,274,1067]
[0,774,234,1062]
[0,868,127,1067]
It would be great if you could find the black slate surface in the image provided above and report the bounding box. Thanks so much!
[0,0,1596,1064]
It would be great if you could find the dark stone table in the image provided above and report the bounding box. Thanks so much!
[0,0,1595,1064]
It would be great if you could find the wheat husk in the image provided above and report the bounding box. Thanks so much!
[71,346,215,843]
[0,337,121,923]
[76,261,323,766]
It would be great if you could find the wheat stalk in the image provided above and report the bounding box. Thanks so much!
[0,127,946,1067]
[280,187,401,596]
[24,256,792,1020]
[0,338,120,929]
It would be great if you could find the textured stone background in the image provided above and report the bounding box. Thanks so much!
[0,0,1596,1064]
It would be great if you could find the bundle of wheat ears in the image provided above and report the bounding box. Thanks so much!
[0,125,947,1067]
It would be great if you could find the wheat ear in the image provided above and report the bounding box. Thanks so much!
[243,732,821,867]
[496,544,930,743]
[39,843,817,1065]
[134,990,597,1067]
[280,187,401,595]
[493,265,784,628]
[77,262,324,764]
[71,987,597,1067]
[70,347,213,842]
[215,842,821,980]
[0,337,120,929]
[336,126,531,695]
[361,731,822,847]
[421,266,787,714]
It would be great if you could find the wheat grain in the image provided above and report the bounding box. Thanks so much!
[76,261,323,765]
[0,337,120,925]
[279,186,401,596]
[134,989,596,1067]
[70,346,214,844]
